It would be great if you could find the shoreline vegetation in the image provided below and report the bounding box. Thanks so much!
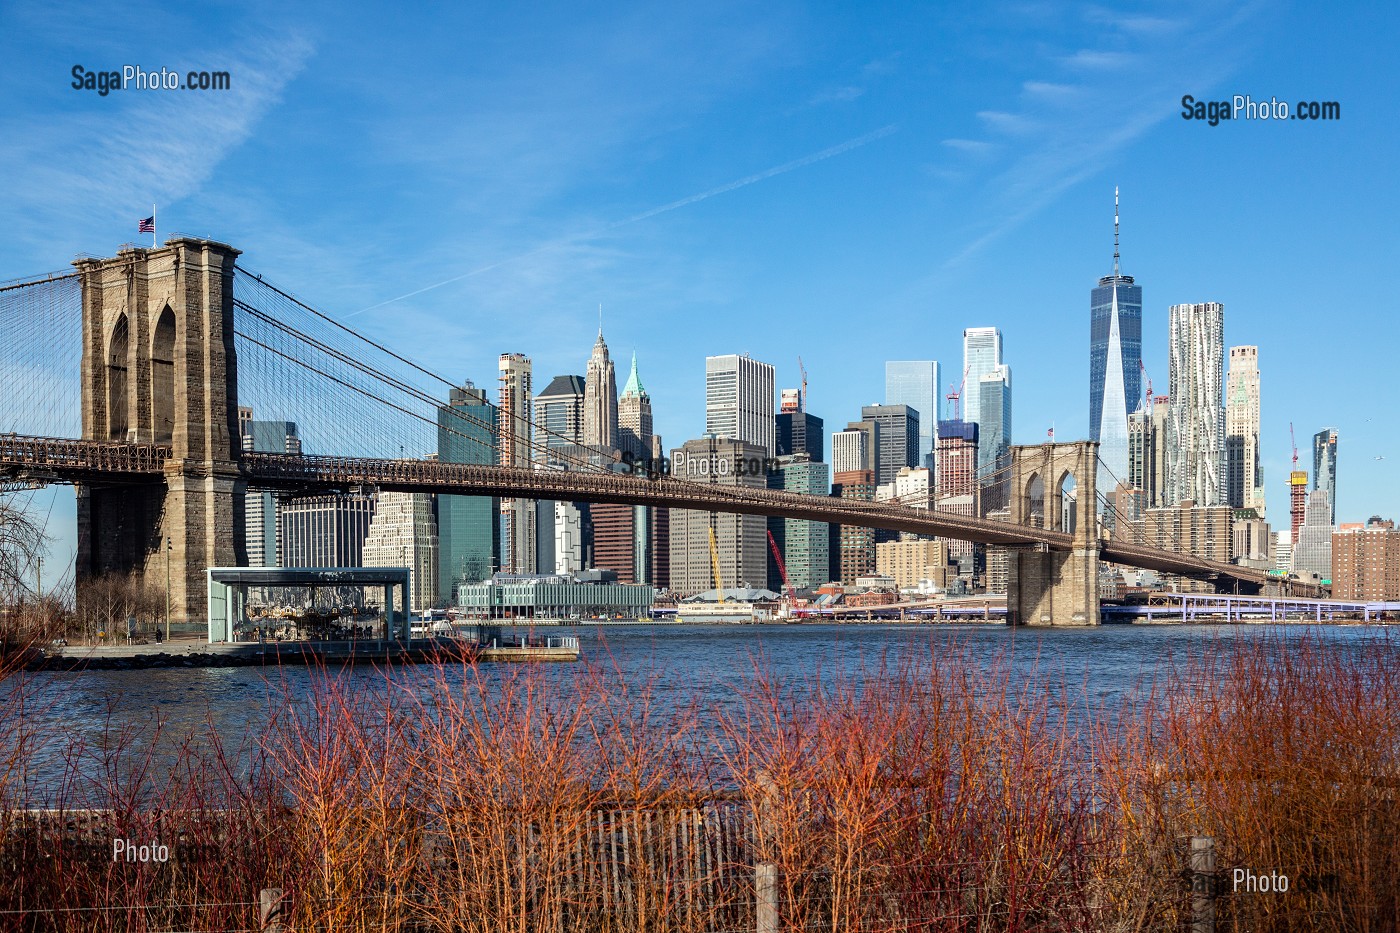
[0,627,1396,931]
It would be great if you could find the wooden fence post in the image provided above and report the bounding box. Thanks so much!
[755,862,777,933]
[1188,837,1215,933]
[259,887,285,933]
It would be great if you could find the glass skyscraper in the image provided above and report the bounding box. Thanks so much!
[976,367,1012,513]
[437,382,499,602]
[961,328,1002,427]
[961,329,1010,500]
[885,360,939,469]
[859,404,919,487]
[1089,189,1142,498]
[1313,428,1338,525]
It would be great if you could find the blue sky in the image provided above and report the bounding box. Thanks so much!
[2,0,1396,581]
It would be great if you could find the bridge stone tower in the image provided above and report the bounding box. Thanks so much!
[1005,441,1100,626]
[75,239,246,625]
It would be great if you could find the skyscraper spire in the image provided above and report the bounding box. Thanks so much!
[1113,186,1120,277]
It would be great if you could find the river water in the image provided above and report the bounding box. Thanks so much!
[11,621,1398,794]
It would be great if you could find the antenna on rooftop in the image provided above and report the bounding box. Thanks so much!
[1113,186,1120,277]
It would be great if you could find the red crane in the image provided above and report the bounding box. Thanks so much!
[946,363,971,421]
[1290,422,1298,469]
[1139,360,1153,412]
[767,529,793,600]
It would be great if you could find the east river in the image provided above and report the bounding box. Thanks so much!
[11,621,1399,793]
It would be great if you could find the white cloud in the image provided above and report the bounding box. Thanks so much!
[0,30,313,266]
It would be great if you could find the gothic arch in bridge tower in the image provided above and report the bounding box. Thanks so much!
[106,313,129,442]
[1023,472,1044,528]
[1053,469,1077,534]
[75,240,245,627]
[1006,441,1100,626]
[151,304,176,445]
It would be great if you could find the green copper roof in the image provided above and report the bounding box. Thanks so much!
[621,351,647,398]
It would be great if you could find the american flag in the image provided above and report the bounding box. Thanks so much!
[138,216,155,234]
[1047,427,1055,438]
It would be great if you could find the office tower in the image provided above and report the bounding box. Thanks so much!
[777,409,824,461]
[1313,429,1338,525]
[498,353,536,574]
[617,352,653,458]
[838,420,878,474]
[1089,189,1143,494]
[1150,397,1170,506]
[1127,406,1159,508]
[976,366,1012,513]
[936,420,979,560]
[650,506,670,590]
[1232,510,1271,568]
[239,417,301,567]
[612,354,659,582]
[535,375,585,456]
[1292,488,1334,581]
[860,404,919,486]
[961,327,1003,427]
[1273,530,1294,575]
[362,491,440,612]
[1165,302,1225,506]
[832,469,877,583]
[891,465,933,509]
[1225,346,1265,512]
[1332,518,1400,600]
[583,330,619,450]
[668,437,769,595]
[551,501,585,575]
[278,492,376,568]
[589,503,641,582]
[885,361,940,468]
[771,454,830,590]
[832,429,866,475]
[776,384,824,461]
[705,354,775,455]
[437,382,499,600]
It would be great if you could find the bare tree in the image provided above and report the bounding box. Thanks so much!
[0,493,48,604]
[75,572,163,643]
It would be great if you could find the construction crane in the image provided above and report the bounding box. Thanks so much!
[708,522,725,604]
[1290,422,1298,469]
[1139,360,1153,412]
[797,356,808,411]
[946,363,971,421]
[767,529,793,601]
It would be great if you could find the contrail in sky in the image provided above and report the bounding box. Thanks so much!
[346,124,898,318]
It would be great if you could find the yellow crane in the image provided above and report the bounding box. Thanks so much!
[708,523,725,604]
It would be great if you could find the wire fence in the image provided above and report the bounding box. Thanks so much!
[0,802,1388,932]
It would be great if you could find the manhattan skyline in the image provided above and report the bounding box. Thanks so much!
[1,0,1395,576]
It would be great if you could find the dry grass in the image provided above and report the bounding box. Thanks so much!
[0,630,1393,932]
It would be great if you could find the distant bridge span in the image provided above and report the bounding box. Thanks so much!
[0,434,1279,592]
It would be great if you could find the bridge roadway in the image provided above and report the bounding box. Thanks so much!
[0,434,1275,591]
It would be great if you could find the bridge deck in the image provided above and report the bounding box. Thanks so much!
[0,435,1280,590]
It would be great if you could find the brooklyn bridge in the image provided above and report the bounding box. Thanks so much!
[0,238,1298,628]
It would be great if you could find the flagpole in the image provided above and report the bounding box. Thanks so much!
[152,204,157,248]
